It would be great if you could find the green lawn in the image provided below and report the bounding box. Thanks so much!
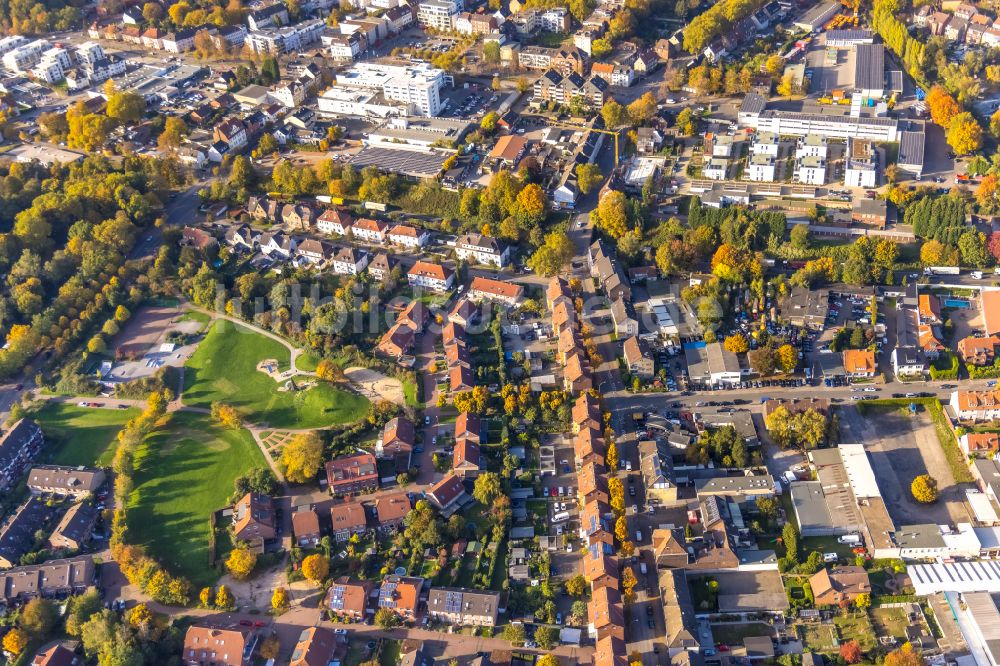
[800,624,837,651]
[34,402,140,466]
[834,614,876,651]
[183,321,369,428]
[128,411,267,588]
[178,310,211,328]
[403,378,419,408]
[296,352,320,372]
[710,623,774,647]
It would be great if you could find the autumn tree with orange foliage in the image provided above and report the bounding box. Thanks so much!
[927,86,960,128]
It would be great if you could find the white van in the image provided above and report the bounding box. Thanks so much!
[823,552,839,563]
[553,511,570,523]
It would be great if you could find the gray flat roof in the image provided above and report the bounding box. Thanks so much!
[761,109,898,127]
[348,146,449,178]
[854,43,885,92]
[791,481,835,534]
[898,129,925,168]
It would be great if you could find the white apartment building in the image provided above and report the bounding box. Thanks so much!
[712,134,734,157]
[0,36,28,57]
[32,47,71,83]
[749,131,779,157]
[746,154,776,182]
[795,156,826,185]
[333,62,452,117]
[539,7,570,31]
[351,218,389,244]
[75,41,105,66]
[738,93,900,141]
[417,0,459,30]
[845,160,877,188]
[317,87,406,118]
[455,233,510,267]
[844,137,877,188]
[703,158,727,180]
[245,19,325,54]
[795,134,828,159]
[3,39,49,73]
[327,33,364,61]
[408,261,454,291]
[332,247,370,275]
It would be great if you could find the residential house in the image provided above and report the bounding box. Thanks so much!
[589,585,625,640]
[375,492,411,532]
[388,224,430,248]
[455,233,510,267]
[635,127,663,153]
[453,438,481,479]
[330,501,368,541]
[842,349,876,378]
[573,392,602,433]
[623,336,655,380]
[581,499,614,550]
[183,623,256,666]
[408,261,454,292]
[579,461,610,505]
[0,419,43,490]
[565,351,593,394]
[233,492,277,550]
[259,231,296,258]
[325,452,379,495]
[296,239,333,265]
[809,566,872,606]
[352,218,390,244]
[959,335,1000,366]
[331,246,369,275]
[281,203,316,230]
[181,227,218,251]
[289,627,340,666]
[225,225,258,251]
[610,297,638,336]
[583,545,618,590]
[448,299,478,327]
[919,294,941,324]
[959,432,1000,457]
[378,575,423,619]
[27,465,105,497]
[292,508,321,548]
[426,473,467,513]
[213,118,248,150]
[426,588,500,626]
[325,577,375,620]
[468,277,524,307]
[47,501,98,551]
[368,252,398,282]
[0,555,95,605]
[950,390,1000,422]
[450,365,475,392]
[455,412,482,445]
[379,416,415,468]
[317,209,353,235]
[377,323,416,359]
[32,645,83,666]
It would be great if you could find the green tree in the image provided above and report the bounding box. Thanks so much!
[502,622,526,645]
[527,230,574,277]
[575,163,603,195]
[782,522,800,564]
[473,471,502,505]
[535,626,559,650]
[375,607,401,628]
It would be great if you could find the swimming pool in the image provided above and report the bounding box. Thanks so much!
[944,299,971,309]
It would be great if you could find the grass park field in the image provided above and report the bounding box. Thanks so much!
[34,402,140,466]
[128,411,267,587]
[182,320,369,429]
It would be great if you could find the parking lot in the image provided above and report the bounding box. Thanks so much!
[839,404,973,525]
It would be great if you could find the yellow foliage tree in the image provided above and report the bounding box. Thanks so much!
[2,627,28,655]
[215,585,234,609]
[911,475,939,503]
[211,402,243,430]
[127,603,154,628]
[281,432,324,483]
[946,112,983,155]
[301,553,330,584]
[199,587,212,608]
[316,359,345,382]
[271,587,290,611]
[723,334,749,354]
[226,544,257,580]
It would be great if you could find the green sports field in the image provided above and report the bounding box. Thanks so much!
[34,402,140,466]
